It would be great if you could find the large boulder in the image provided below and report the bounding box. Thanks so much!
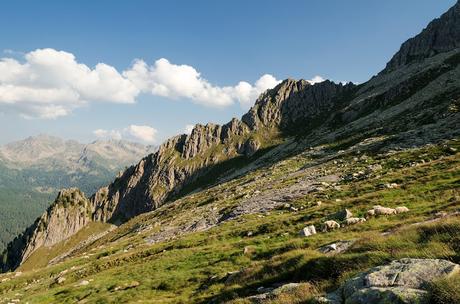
[319,258,460,304]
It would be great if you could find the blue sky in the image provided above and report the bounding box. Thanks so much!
[0,0,456,145]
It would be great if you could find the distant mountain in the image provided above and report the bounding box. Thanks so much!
[0,134,155,170]
[0,135,156,251]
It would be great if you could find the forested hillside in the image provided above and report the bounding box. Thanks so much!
[0,136,155,250]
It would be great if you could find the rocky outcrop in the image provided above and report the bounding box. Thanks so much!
[181,119,251,159]
[89,121,251,224]
[242,79,356,132]
[318,240,355,254]
[237,138,261,157]
[221,118,249,142]
[182,123,223,159]
[320,258,460,304]
[86,80,360,226]
[246,283,309,303]
[1,189,92,271]
[385,1,460,71]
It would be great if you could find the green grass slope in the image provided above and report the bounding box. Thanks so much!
[0,138,458,303]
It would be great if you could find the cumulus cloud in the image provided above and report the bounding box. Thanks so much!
[93,124,157,143]
[123,58,281,108]
[231,74,281,108]
[0,48,139,119]
[0,48,287,119]
[125,125,157,143]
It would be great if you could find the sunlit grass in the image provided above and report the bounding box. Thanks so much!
[0,141,458,303]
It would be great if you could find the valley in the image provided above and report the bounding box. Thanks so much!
[0,135,155,251]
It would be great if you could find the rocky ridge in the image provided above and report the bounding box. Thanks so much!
[2,189,93,270]
[385,1,460,72]
[87,79,357,224]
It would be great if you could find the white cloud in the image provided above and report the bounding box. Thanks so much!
[0,48,139,119]
[307,75,325,84]
[123,58,281,108]
[125,125,157,143]
[93,124,157,143]
[231,74,281,108]
[184,124,195,134]
[0,48,286,119]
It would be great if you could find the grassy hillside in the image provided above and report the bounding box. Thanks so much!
[0,137,458,303]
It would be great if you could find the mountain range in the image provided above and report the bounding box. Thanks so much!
[0,2,459,303]
[0,135,156,251]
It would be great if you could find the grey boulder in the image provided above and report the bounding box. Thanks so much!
[320,258,460,304]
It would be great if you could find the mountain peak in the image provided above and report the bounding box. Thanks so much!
[384,1,460,72]
[242,78,354,131]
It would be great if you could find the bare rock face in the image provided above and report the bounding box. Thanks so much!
[1,188,93,271]
[320,258,460,304]
[181,119,251,160]
[238,138,261,157]
[221,118,249,142]
[182,124,223,159]
[384,1,460,71]
[242,79,355,132]
[89,121,252,224]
